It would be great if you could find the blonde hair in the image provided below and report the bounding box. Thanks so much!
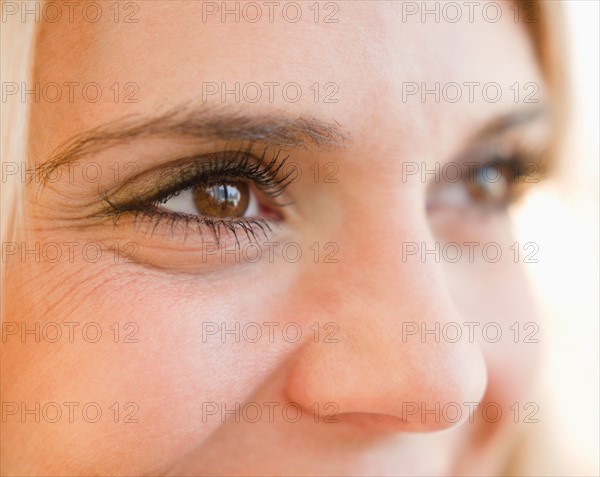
[1,1,38,244]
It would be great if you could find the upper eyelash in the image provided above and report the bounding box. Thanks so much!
[172,146,295,199]
[463,138,547,184]
[102,145,295,212]
[100,145,293,243]
[485,153,547,209]
[480,149,547,190]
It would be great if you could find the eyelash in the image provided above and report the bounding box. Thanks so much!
[102,138,544,244]
[103,146,295,244]
[476,151,545,201]
[468,147,543,196]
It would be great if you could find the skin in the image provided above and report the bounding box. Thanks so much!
[1,1,553,475]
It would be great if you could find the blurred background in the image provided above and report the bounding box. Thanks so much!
[513,1,599,474]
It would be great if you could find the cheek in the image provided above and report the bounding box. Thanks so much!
[444,247,541,405]
[2,249,312,474]
[429,205,542,406]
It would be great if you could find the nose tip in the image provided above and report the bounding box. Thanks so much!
[285,322,488,432]
[397,340,489,431]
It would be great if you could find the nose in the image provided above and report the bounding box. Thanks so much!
[285,226,488,432]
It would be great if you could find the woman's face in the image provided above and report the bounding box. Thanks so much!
[2,1,552,475]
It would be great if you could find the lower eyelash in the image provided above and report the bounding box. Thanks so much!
[119,206,276,246]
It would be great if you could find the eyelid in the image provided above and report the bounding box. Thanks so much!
[425,126,550,214]
[428,121,551,191]
[462,117,551,166]
[95,147,295,247]
[101,147,294,213]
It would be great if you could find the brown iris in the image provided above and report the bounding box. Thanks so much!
[468,163,510,204]
[192,181,250,218]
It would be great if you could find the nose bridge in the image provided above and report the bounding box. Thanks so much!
[285,233,488,431]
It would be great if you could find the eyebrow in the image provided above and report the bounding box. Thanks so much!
[475,106,551,139]
[36,105,549,186]
[36,105,349,184]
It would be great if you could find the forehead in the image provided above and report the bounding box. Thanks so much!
[32,1,544,160]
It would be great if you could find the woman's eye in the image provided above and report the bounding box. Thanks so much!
[426,161,516,211]
[466,163,511,206]
[158,181,259,218]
